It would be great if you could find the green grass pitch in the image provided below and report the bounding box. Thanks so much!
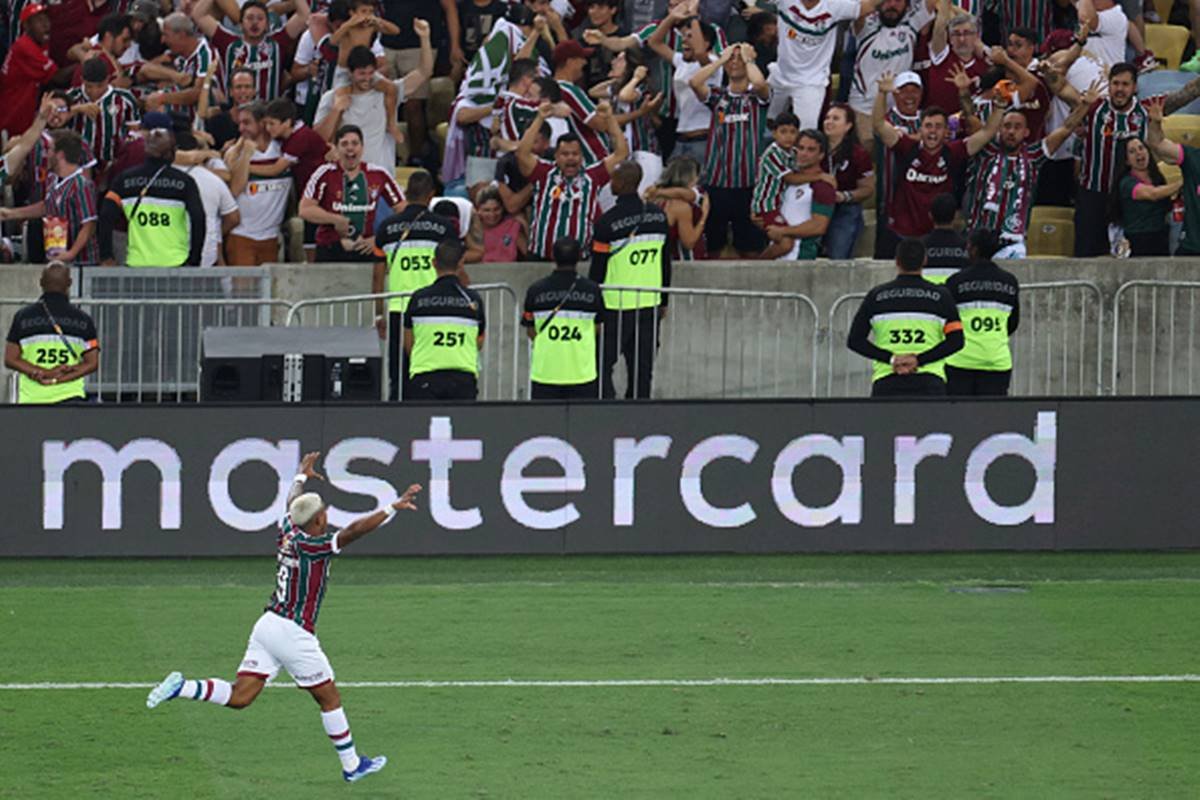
[2,553,1199,799]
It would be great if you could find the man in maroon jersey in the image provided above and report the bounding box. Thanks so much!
[264,97,332,261]
[873,70,1003,250]
[922,0,987,115]
[147,452,422,784]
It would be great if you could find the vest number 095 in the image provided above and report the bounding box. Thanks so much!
[969,316,1003,333]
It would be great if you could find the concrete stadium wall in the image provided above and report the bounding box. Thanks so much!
[1,258,1199,398]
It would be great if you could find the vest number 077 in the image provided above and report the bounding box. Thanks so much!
[626,247,659,265]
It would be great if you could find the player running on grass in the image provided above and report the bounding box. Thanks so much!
[146,451,421,784]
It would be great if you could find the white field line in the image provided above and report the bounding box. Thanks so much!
[3,675,1200,691]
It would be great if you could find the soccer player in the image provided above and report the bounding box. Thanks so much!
[146,452,422,784]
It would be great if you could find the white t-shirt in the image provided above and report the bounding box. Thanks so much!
[88,34,141,67]
[672,53,721,135]
[315,83,405,171]
[774,0,862,87]
[849,3,933,114]
[1042,52,1107,160]
[181,162,238,266]
[232,141,291,241]
[1090,6,1129,69]
[294,31,385,103]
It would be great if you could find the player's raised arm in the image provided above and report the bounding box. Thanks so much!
[288,451,324,505]
[335,484,423,550]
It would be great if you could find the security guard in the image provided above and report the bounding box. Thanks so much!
[945,230,1021,396]
[847,237,964,397]
[588,161,671,400]
[4,262,99,404]
[404,239,485,401]
[98,128,205,267]
[921,193,969,285]
[523,238,605,400]
[374,171,456,400]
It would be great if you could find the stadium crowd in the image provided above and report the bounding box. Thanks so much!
[1,0,1200,268]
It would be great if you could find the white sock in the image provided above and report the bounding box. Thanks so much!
[179,678,232,706]
[321,707,359,771]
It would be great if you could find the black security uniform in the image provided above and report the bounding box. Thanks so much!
[944,258,1021,396]
[847,273,964,397]
[588,195,671,400]
[920,227,969,283]
[98,157,206,267]
[522,268,605,400]
[403,273,486,400]
[6,292,99,404]
[374,204,456,400]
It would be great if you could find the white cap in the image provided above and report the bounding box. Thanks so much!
[289,492,324,527]
[895,71,922,90]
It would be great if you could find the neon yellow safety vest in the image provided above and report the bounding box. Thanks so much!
[602,233,666,310]
[530,309,597,385]
[870,312,949,382]
[383,239,437,313]
[947,301,1013,371]
[922,268,955,285]
[409,317,479,376]
[124,198,190,267]
[17,333,86,404]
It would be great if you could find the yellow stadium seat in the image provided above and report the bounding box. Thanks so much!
[1159,161,1182,183]
[1163,114,1200,146]
[1030,205,1074,224]
[433,121,449,155]
[1146,24,1190,69]
[830,73,839,95]
[1027,213,1074,258]
[426,77,456,128]
[1152,0,1174,24]
[394,166,431,191]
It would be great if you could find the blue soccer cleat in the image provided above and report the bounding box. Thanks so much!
[343,755,387,783]
[146,671,184,709]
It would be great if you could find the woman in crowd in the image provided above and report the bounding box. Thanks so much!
[648,156,708,262]
[820,102,874,260]
[1110,137,1181,257]
[474,185,526,262]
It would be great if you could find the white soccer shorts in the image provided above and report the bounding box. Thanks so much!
[237,611,336,688]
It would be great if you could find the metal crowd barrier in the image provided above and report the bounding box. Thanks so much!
[285,283,522,401]
[1111,280,1200,395]
[0,297,291,403]
[825,281,1105,397]
[77,267,271,301]
[594,286,821,399]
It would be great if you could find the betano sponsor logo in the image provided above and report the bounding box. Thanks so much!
[41,414,1056,532]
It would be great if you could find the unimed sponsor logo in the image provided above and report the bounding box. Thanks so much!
[41,414,1056,533]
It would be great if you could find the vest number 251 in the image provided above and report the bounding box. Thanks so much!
[432,331,467,347]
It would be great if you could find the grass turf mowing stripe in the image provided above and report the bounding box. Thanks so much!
[5,674,1200,690]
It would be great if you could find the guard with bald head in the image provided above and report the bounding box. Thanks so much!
[4,261,100,404]
[98,126,206,266]
[588,159,671,400]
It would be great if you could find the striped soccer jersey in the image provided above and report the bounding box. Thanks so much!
[775,0,862,87]
[171,38,216,122]
[303,162,404,247]
[44,168,101,265]
[265,512,339,633]
[1079,97,1147,194]
[527,160,610,260]
[753,141,798,216]
[702,87,770,189]
[966,140,1049,241]
[557,79,611,164]
[66,86,140,169]
[211,26,294,100]
[30,132,96,202]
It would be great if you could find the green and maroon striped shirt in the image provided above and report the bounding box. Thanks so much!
[171,38,215,123]
[966,140,1049,241]
[527,159,611,259]
[702,87,770,189]
[753,141,797,215]
[66,86,140,169]
[1079,97,1147,194]
[212,26,295,101]
[266,512,339,633]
